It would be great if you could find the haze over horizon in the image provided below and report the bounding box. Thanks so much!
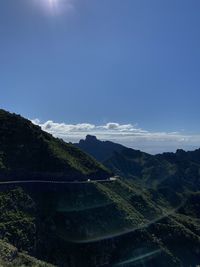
[1,0,200,153]
[31,119,199,154]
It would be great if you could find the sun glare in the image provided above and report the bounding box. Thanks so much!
[46,0,59,13]
[48,0,58,8]
[35,0,74,15]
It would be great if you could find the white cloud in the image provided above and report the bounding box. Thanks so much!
[31,119,200,154]
[99,122,148,133]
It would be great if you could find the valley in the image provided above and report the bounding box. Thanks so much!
[0,110,200,266]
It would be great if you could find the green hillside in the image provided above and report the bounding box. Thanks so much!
[0,111,200,266]
[0,109,111,181]
[54,179,200,266]
[0,178,199,266]
[0,239,54,267]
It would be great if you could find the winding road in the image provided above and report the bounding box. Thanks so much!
[0,177,117,185]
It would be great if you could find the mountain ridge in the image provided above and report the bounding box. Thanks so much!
[0,110,111,181]
[0,111,200,266]
[75,135,200,191]
[77,134,126,161]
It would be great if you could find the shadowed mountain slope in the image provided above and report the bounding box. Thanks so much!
[76,135,125,162]
[0,110,111,181]
[0,239,54,267]
[0,112,200,266]
[75,135,200,191]
[0,179,199,267]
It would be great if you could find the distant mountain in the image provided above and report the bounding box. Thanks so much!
[1,112,200,266]
[0,110,111,181]
[75,135,162,181]
[75,135,200,191]
[76,135,125,161]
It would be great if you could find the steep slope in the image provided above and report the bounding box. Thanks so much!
[0,110,111,181]
[0,187,55,266]
[1,113,200,266]
[0,239,54,267]
[75,136,200,191]
[75,135,154,181]
[155,149,200,191]
[75,136,171,185]
[1,179,199,267]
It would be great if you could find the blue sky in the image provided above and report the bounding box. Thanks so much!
[1,0,200,153]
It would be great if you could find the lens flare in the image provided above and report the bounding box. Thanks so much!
[114,249,162,266]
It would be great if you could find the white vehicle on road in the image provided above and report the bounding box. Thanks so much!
[109,176,117,181]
